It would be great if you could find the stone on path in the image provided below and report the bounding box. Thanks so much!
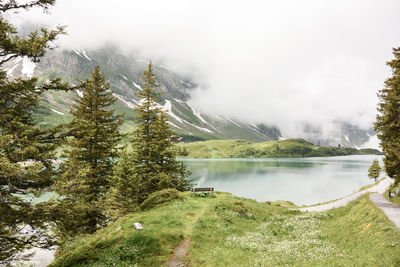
[370,193,400,228]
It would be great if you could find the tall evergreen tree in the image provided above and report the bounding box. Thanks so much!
[375,47,400,185]
[51,66,123,237]
[131,62,190,203]
[0,0,68,263]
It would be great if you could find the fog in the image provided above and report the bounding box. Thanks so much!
[9,0,400,137]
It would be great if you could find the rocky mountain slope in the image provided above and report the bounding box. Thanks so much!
[4,46,378,148]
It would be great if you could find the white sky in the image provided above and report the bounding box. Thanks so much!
[10,0,400,136]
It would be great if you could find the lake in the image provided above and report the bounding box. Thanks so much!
[183,155,383,206]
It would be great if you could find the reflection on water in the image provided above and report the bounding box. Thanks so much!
[183,155,383,206]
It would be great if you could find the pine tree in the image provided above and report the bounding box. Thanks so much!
[368,158,381,182]
[106,151,140,219]
[375,47,400,185]
[0,1,67,263]
[131,62,190,203]
[51,66,123,237]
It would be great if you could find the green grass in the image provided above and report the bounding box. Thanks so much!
[178,139,382,158]
[49,193,204,267]
[50,191,400,266]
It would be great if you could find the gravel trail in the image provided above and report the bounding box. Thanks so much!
[370,193,400,228]
[299,178,392,212]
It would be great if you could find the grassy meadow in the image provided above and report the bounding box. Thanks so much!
[49,191,400,266]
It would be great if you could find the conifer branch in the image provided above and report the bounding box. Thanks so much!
[0,0,55,12]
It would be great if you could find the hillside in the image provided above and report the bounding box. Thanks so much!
[178,139,382,158]
[49,190,400,266]
[4,46,378,147]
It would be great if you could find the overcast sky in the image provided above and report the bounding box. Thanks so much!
[11,0,400,137]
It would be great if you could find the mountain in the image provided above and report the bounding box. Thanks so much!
[298,121,378,150]
[3,46,378,148]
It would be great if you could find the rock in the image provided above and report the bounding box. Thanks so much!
[133,222,143,230]
[265,201,271,205]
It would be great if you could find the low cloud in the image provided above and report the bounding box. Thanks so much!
[9,0,400,137]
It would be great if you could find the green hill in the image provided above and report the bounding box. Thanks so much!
[178,138,382,158]
[50,190,400,266]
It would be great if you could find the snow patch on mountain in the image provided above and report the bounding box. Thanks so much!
[132,82,142,90]
[184,121,213,133]
[250,123,260,130]
[162,100,183,123]
[191,107,208,124]
[173,98,185,104]
[161,100,213,133]
[168,121,194,135]
[51,108,64,115]
[81,49,91,61]
[188,107,223,133]
[130,98,139,105]
[225,117,242,128]
[112,93,136,108]
[120,74,128,80]
[21,57,35,78]
[167,121,183,130]
[73,48,82,57]
[76,90,83,98]
[248,123,271,140]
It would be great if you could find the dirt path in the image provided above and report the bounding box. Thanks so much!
[370,193,400,228]
[299,178,392,212]
[166,239,191,267]
[166,199,209,267]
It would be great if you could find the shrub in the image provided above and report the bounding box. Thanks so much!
[140,189,184,211]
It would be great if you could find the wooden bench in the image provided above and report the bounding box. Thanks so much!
[191,187,214,195]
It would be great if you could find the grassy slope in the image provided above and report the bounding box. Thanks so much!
[178,139,382,158]
[50,192,400,267]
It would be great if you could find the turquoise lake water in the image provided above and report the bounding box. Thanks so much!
[183,155,384,206]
